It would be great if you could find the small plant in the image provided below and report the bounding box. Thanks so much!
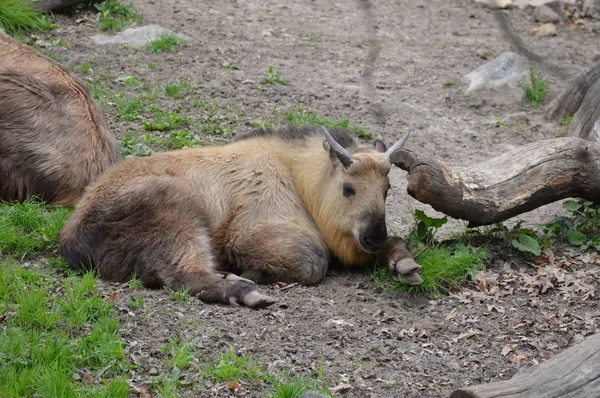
[473,108,482,116]
[147,33,184,54]
[162,335,196,369]
[95,0,142,32]
[219,61,240,70]
[0,0,54,37]
[260,66,291,86]
[496,118,505,127]
[119,134,154,156]
[127,275,145,289]
[143,107,188,132]
[545,200,600,251]
[488,221,542,256]
[442,78,456,88]
[521,68,548,106]
[252,120,274,128]
[164,81,193,99]
[283,106,373,139]
[201,348,269,383]
[113,95,143,120]
[407,209,448,249]
[165,286,190,302]
[129,296,144,309]
[560,115,574,126]
[163,130,202,149]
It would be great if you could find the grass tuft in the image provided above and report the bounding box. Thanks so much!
[0,0,54,37]
[201,348,270,383]
[521,68,548,106]
[147,32,184,54]
[372,244,486,296]
[283,106,373,139]
[95,0,142,32]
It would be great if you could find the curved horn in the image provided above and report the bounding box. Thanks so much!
[385,131,411,159]
[322,126,353,168]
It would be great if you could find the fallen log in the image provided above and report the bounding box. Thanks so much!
[450,333,600,398]
[390,137,600,227]
[36,0,100,12]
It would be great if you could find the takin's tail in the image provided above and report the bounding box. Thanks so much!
[59,218,97,273]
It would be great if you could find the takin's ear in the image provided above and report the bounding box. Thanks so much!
[373,139,387,153]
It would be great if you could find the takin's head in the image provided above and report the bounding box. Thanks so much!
[320,127,410,254]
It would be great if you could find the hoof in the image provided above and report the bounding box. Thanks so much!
[241,290,276,309]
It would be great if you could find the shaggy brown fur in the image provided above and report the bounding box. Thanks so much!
[0,29,120,206]
[60,125,421,308]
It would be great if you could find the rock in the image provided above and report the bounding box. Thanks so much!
[299,392,330,398]
[584,0,600,18]
[528,0,561,6]
[91,25,189,47]
[534,5,561,23]
[465,52,530,95]
[475,0,513,8]
[531,23,557,36]
[505,112,531,126]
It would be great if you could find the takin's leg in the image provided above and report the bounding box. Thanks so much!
[60,176,275,308]
[222,221,329,286]
[383,236,423,286]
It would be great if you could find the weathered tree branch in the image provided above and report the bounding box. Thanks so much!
[391,138,600,227]
[36,0,100,12]
[450,333,600,398]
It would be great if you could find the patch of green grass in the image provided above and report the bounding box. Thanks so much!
[95,0,142,32]
[165,287,190,302]
[127,275,145,289]
[200,114,232,136]
[162,335,196,369]
[116,75,139,85]
[129,296,144,309]
[0,0,54,37]
[163,130,203,149]
[271,377,316,398]
[113,95,144,120]
[165,81,193,99]
[372,244,486,296]
[252,120,274,128]
[0,199,71,258]
[119,134,154,156]
[560,115,574,126]
[201,348,271,383]
[496,118,505,127]
[260,66,291,86]
[283,106,373,139]
[521,68,548,106]
[147,32,184,54]
[148,62,157,69]
[0,263,130,397]
[79,62,92,73]
[143,106,189,132]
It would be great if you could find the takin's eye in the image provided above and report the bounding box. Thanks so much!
[342,183,355,197]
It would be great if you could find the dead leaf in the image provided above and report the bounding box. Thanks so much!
[501,345,516,356]
[331,384,353,394]
[228,380,240,391]
[446,308,458,320]
[534,255,549,265]
[138,386,153,398]
[511,354,527,365]
[109,292,119,302]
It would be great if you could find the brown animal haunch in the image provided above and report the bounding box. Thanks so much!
[60,125,422,308]
[0,29,120,206]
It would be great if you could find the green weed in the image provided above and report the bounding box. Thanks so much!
[162,335,196,369]
[0,0,54,37]
[302,34,322,42]
[113,95,144,120]
[560,115,574,126]
[143,106,188,131]
[201,348,270,383]
[545,200,600,251]
[163,130,203,149]
[165,287,190,302]
[442,78,456,88]
[521,68,548,106]
[147,33,184,54]
[283,106,373,139]
[95,0,142,32]
[129,296,144,309]
[219,61,240,70]
[119,134,154,156]
[260,66,291,86]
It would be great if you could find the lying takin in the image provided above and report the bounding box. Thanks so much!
[0,28,120,206]
[60,125,422,308]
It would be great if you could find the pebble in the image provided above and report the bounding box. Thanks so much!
[534,5,561,23]
[531,23,557,36]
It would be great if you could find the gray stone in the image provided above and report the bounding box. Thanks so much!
[474,0,513,8]
[465,52,530,95]
[91,25,189,47]
[534,5,561,23]
[531,22,557,36]
[584,0,600,18]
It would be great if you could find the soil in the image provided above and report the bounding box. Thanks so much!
[40,0,600,396]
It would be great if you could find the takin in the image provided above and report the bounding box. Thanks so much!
[0,28,120,206]
[60,125,423,308]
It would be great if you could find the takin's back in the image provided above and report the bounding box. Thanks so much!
[0,29,121,206]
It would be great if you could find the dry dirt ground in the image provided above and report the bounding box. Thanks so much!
[37,0,600,396]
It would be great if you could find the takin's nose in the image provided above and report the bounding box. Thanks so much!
[360,219,388,253]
